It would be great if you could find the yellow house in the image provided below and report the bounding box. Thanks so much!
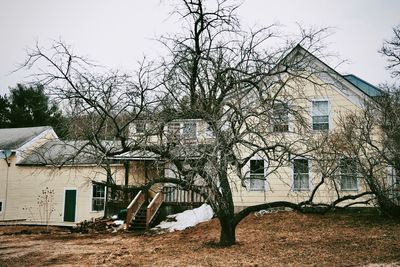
[0,46,386,227]
[229,46,382,211]
[0,126,126,225]
[126,46,384,213]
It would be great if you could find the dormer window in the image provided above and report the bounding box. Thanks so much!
[168,123,181,139]
[205,123,215,138]
[182,122,196,139]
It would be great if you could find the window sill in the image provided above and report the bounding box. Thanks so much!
[249,188,265,192]
[340,189,359,192]
[90,210,104,213]
[272,131,290,134]
[312,129,330,133]
[292,189,310,192]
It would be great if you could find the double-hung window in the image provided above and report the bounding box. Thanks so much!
[272,103,289,132]
[249,159,265,191]
[168,123,181,140]
[205,123,214,138]
[340,158,358,191]
[182,122,197,139]
[388,166,399,189]
[312,100,329,131]
[92,184,106,211]
[293,159,309,191]
[135,122,146,134]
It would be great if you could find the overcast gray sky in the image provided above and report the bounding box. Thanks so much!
[0,0,399,94]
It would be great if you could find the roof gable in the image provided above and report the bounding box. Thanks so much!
[283,45,374,108]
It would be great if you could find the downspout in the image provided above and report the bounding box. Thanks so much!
[3,157,10,220]
[124,160,130,203]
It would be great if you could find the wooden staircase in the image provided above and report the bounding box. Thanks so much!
[129,203,147,231]
[125,190,164,231]
[124,187,209,231]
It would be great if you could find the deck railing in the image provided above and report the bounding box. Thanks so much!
[146,191,164,229]
[125,190,145,226]
[163,186,208,204]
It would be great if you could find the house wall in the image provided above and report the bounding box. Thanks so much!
[0,154,125,224]
[230,75,372,210]
[128,161,162,197]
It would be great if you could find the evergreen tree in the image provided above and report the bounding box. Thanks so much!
[0,94,10,127]
[2,84,66,137]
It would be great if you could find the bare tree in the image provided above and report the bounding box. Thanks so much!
[333,101,400,219]
[21,0,374,246]
[330,25,400,219]
[132,0,372,245]
[380,24,400,78]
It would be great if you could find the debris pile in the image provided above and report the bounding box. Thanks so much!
[254,207,292,217]
[74,217,125,233]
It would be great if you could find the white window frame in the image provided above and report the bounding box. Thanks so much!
[387,165,399,189]
[272,102,290,133]
[292,158,310,191]
[311,99,331,131]
[167,121,199,140]
[248,158,267,191]
[91,184,106,212]
[167,122,182,139]
[205,123,214,139]
[182,122,197,139]
[135,121,146,134]
[339,157,358,191]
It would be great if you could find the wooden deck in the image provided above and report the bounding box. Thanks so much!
[162,186,208,205]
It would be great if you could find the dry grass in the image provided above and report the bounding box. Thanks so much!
[0,212,399,266]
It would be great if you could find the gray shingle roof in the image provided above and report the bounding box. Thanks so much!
[17,140,117,166]
[0,126,52,150]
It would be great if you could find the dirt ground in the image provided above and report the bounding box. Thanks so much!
[0,212,399,267]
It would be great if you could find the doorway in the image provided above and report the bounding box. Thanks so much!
[63,189,77,222]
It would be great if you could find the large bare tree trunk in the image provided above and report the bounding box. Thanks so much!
[219,215,236,246]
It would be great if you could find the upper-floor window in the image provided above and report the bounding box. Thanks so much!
[339,158,358,191]
[312,100,329,131]
[167,121,198,141]
[0,201,3,213]
[249,159,265,191]
[182,122,197,139]
[272,103,289,132]
[92,184,106,211]
[293,159,309,191]
[168,123,181,139]
[205,123,215,138]
[135,122,146,134]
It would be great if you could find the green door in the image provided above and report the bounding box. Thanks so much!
[64,190,76,222]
